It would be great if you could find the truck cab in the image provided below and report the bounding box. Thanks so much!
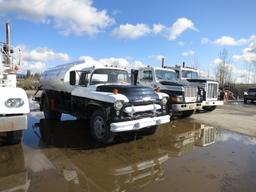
[0,23,29,144]
[134,66,199,118]
[38,63,170,143]
[174,65,223,112]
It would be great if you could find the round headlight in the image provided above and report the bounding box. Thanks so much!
[161,97,168,105]
[114,100,123,110]
[5,98,24,108]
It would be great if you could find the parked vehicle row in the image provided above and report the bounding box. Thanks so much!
[30,58,225,144]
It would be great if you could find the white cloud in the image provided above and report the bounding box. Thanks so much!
[168,17,198,40]
[182,50,195,57]
[22,47,70,62]
[213,58,223,65]
[152,24,166,34]
[201,37,209,44]
[112,24,151,39]
[79,56,146,70]
[149,55,166,62]
[233,42,256,63]
[111,18,197,40]
[178,41,185,46]
[214,36,249,46]
[19,61,46,74]
[0,0,114,36]
[16,46,70,74]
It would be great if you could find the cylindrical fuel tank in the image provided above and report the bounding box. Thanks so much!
[39,60,90,93]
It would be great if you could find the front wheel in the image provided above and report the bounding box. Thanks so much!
[90,109,114,144]
[42,93,61,120]
[244,99,247,104]
[203,106,217,112]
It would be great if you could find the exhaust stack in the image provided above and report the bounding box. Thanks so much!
[161,57,165,68]
[182,61,185,68]
[5,22,11,65]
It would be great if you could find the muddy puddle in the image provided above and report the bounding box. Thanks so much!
[1,112,256,192]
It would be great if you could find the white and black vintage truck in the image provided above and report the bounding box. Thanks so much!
[0,23,29,144]
[35,61,170,143]
[174,64,223,112]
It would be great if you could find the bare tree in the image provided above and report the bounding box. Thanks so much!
[215,49,234,88]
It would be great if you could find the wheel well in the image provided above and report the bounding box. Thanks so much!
[86,105,103,117]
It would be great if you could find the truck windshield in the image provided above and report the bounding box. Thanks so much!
[90,69,130,85]
[155,70,177,81]
[181,70,199,79]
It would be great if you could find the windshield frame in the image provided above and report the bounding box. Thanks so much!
[181,70,199,79]
[155,69,177,81]
[89,68,130,85]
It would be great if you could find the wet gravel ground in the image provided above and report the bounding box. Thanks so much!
[1,102,256,192]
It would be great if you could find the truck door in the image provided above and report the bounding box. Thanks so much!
[138,69,154,88]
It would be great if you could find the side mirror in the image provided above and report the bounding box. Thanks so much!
[70,71,76,85]
[131,69,138,85]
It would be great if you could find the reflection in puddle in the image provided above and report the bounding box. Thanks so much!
[2,114,256,192]
[24,118,217,191]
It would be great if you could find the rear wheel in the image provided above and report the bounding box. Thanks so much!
[42,93,61,120]
[90,109,114,144]
[7,130,23,145]
[203,106,217,112]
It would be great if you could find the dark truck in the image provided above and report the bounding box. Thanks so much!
[244,88,256,103]
[34,62,170,143]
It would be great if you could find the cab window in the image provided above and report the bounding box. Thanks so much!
[142,70,153,81]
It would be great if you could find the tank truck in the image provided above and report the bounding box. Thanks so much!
[34,61,170,143]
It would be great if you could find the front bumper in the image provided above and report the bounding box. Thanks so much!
[201,100,224,107]
[110,115,170,132]
[0,115,28,132]
[172,103,196,112]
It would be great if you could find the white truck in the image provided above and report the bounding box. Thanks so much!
[35,61,170,143]
[132,66,200,118]
[0,23,29,144]
[174,64,223,111]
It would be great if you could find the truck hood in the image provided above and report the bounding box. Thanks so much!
[96,85,159,102]
[159,81,183,87]
[187,79,217,83]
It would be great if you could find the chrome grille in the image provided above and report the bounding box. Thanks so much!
[204,127,215,145]
[184,86,197,98]
[196,125,216,147]
[207,83,218,99]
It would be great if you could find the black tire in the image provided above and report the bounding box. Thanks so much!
[42,93,61,120]
[7,130,23,145]
[244,99,247,104]
[90,109,114,144]
[180,110,194,118]
[202,106,217,112]
[138,126,157,136]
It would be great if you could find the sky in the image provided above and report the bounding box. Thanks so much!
[0,0,256,83]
